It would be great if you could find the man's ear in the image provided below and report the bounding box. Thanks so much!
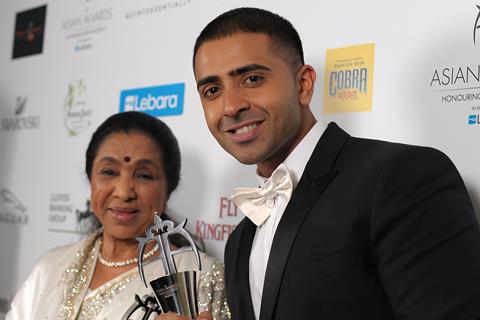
[297,64,316,106]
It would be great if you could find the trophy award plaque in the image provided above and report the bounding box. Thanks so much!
[126,214,201,319]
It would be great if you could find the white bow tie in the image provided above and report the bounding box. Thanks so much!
[231,164,293,226]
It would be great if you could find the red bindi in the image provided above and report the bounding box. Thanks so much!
[124,156,131,163]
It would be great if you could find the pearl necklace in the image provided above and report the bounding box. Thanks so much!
[98,241,159,268]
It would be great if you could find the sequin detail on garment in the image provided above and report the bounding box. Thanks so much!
[57,231,100,320]
[77,272,138,320]
[198,260,231,320]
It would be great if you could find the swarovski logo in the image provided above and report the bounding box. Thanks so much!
[0,95,39,131]
[15,95,27,115]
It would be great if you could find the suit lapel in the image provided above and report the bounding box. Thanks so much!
[259,122,350,320]
[228,218,257,320]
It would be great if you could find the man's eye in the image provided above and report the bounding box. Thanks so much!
[245,75,263,85]
[205,86,220,97]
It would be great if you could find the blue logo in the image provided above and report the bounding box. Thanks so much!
[468,114,479,124]
[119,83,185,117]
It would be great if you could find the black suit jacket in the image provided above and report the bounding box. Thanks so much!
[224,122,480,320]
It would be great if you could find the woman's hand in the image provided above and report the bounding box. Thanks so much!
[155,311,213,320]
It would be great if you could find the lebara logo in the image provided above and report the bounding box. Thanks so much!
[119,83,184,117]
[474,5,480,45]
[469,114,480,124]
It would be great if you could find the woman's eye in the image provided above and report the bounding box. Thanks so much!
[136,172,153,180]
[100,168,116,176]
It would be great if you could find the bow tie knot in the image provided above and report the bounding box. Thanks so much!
[231,164,293,226]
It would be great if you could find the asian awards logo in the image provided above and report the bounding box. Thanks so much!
[61,0,112,53]
[323,43,375,114]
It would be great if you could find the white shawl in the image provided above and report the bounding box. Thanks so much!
[6,232,230,320]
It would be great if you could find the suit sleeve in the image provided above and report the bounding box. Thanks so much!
[371,147,480,320]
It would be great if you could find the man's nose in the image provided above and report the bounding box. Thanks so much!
[223,88,249,117]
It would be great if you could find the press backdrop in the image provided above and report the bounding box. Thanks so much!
[1,0,479,316]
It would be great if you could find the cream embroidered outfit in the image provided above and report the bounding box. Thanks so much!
[6,231,230,320]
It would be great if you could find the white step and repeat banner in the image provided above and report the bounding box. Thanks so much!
[0,0,479,315]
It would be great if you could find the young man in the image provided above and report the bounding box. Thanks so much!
[191,7,480,320]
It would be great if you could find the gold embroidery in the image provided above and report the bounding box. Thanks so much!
[77,272,137,320]
[55,230,230,320]
[57,231,100,320]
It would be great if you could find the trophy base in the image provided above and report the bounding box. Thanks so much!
[150,270,198,318]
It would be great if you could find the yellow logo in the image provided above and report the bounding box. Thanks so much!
[323,43,375,114]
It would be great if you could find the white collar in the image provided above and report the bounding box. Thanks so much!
[257,121,328,188]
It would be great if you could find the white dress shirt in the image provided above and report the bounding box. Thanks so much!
[248,121,328,319]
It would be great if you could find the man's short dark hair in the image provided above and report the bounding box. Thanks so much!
[193,7,305,69]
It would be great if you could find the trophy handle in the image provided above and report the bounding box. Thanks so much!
[167,219,202,272]
[121,294,161,320]
[134,215,202,318]
[136,215,201,287]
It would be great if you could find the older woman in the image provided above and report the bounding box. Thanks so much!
[6,111,230,320]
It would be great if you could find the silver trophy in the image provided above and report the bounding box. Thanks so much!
[134,214,201,318]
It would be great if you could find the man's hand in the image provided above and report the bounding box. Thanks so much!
[155,311,213,320]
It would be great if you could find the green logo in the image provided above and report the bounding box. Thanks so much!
[63,80,92,136]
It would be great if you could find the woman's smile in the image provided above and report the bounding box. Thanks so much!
[107,206,140,223]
